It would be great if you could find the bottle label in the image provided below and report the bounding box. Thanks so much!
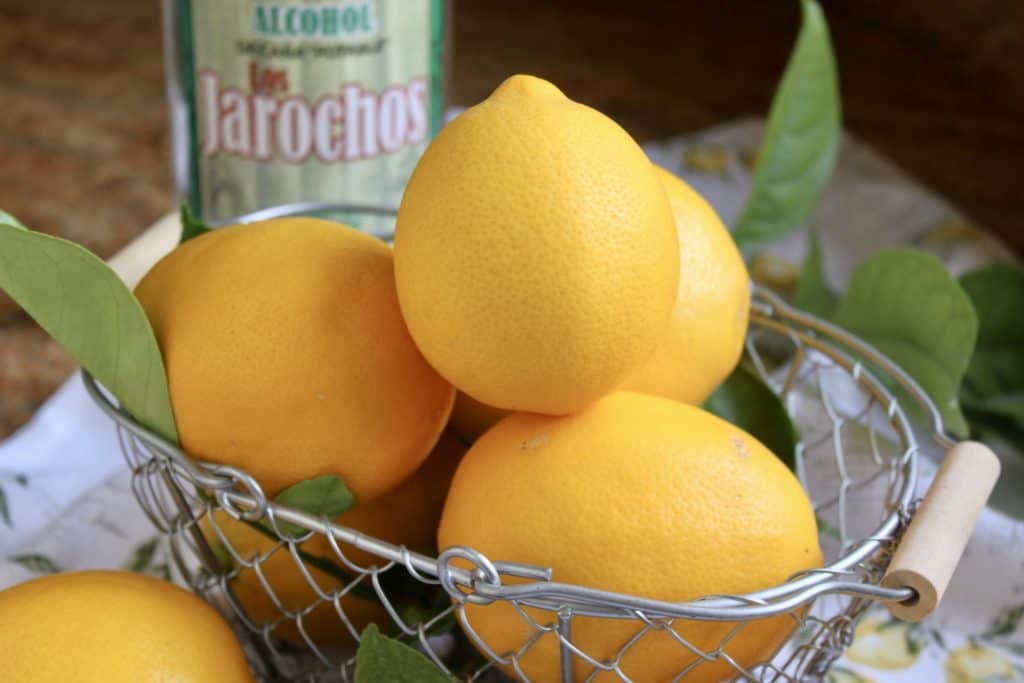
[176,0,444,231]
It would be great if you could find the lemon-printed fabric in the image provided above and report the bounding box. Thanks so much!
[841,605,1024,682]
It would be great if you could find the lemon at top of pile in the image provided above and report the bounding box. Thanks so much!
[394,74,682,415]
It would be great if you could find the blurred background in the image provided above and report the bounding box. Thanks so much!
[0,0,1022,437]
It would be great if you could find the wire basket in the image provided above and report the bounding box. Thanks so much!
[84,204,998,682]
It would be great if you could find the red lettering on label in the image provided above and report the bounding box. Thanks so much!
[248,61,289,95]
[198,70,429,165]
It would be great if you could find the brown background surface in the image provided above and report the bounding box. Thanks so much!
[0,0,1021,437]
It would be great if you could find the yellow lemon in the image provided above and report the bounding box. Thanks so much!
[0,570,252,682]
[438,391,821,682]
[394,75,679,415]
[620,166,749,404]
[205,430,466,645]
[135,218,455,500]
[449,166,750,442]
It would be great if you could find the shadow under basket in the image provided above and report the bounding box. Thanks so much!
[85,273,998,681]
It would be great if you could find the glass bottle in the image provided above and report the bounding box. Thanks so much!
[161,0,451,235]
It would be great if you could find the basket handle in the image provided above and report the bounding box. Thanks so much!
[882,441,1000,621]
[106,212,179,287]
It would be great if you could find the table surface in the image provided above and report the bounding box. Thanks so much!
[1,0,1022,439]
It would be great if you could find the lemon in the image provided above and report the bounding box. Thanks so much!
[449,165,750,442]
[439,391,821,682]
[394,75,679,415]
[205,430,466,645]
[135,218,455,500]
[0,570,252,682]
[620,166,749,404]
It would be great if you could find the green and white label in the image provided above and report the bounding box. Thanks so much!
[176,0,444,230]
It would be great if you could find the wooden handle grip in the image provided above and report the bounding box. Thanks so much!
[882,441,1000,621]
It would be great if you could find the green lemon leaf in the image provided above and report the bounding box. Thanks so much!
[832,249,978,438]
[11,553,62,575]
[122,537,160,573]
[0,221,178,443]
[970,392,1024,425]
[179,201,214,244]
[793,226,835,318]
[959,265,1024,417]
[273,475,355,535]
[354,623,450,683]
[0,487,10,528]
[705,365,799,471]
[733,0,840,252]
[984,603,1024,639]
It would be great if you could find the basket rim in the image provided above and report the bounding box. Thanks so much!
[82,282,951,620]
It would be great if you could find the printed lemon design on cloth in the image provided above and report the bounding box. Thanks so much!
[394,74,680,416]
[945,644,1022,683]
[683,145,732,174]
[135,217,454,500]
[439,392,821,682]
[750,252,801,295]
[845,618,924,670]
[0,570,253,682]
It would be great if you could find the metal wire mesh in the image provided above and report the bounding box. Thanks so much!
[84,285,925,682]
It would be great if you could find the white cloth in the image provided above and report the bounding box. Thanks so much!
[0,374,123,561]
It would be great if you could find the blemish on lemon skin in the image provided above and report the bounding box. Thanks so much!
[731,435,750,459]
[521,433,550,450]
[315,392,325,401]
